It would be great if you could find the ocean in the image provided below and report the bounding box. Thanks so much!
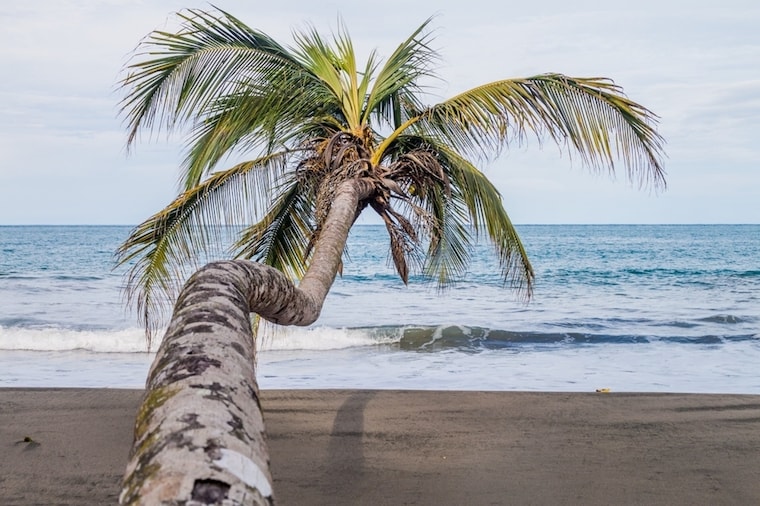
[0,224,758,393]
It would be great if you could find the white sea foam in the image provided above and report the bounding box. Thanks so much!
[258,325,401,351]
[4,338,760,392]
[0,324,400,353]
[0,326,150,353]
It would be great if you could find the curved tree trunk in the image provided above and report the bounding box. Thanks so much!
[120,179,375,505]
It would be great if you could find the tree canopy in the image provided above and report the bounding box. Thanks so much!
[117,8,665,337]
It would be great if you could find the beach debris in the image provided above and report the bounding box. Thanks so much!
[15,435,41,449]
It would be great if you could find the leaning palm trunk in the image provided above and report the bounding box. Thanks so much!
[120,180,374,505]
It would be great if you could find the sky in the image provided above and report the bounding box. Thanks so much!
[0,1,758,225]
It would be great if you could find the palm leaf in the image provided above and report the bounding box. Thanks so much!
[381,133,533,293]
[116,151,289,340]
[120,8,336,191]
[437,145,534,295]
[120,8,300,146]
[233,174,317,279]
[421,184,472,286]
[364,17,437,128]
[387,74,665,188]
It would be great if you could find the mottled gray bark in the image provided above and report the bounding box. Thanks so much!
[120,179,375,505]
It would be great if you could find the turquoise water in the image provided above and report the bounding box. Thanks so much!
[0,224,758,392]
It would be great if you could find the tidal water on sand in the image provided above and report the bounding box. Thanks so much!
[1,224,758,392]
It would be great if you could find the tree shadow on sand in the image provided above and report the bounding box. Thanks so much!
[324,391,377,494]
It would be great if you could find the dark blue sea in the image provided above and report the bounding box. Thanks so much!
[0,224,758,392]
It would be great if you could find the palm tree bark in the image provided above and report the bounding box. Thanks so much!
[120,179,375,505]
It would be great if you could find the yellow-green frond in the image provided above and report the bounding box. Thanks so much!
[417,74,666,189]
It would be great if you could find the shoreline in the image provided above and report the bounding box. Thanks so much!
[2,388,760,505]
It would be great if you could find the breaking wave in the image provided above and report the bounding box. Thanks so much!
[1,319,756,354]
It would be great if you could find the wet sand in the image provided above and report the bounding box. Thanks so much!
[2,388,760,505]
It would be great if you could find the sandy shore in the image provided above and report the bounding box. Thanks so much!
[2,389,760,505]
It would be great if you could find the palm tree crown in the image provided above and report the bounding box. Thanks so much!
[117,8,666,336]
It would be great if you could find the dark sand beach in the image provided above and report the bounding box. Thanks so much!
[2,388,760,505]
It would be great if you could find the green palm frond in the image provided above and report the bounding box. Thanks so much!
[233,174,317,279]
[181,89,329,190]
[291,24,365,129]
[416,74,666,188]
[120,8,299,147]
[380,134,533,292]
[421,184,473,286]
[381,142,471,285]
[120,8,345,191]
[181,94,269,189]
[116,151,289,339]
[364,17,438,128]
[437,146,534,295]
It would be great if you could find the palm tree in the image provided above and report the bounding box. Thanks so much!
[116,9,666,503]
[117,8,665,341]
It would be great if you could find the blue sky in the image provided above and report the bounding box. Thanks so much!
[0,1,758,224]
